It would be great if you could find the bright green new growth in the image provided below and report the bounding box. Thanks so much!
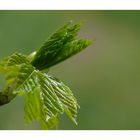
[0,22,92,129]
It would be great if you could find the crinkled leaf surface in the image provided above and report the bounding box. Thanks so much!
[0,22,92,129]
[31,22,92,70]
[14,64,79,129]
[0,53,79,129]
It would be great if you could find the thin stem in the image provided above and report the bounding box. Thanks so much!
[0,80,17,106]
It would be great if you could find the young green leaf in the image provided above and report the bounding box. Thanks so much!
[13,63,79,129]
[31,22,92,70]
[0,53,29,105]
[0,21,93,129]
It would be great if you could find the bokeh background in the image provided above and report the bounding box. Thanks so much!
[0,11,140,130]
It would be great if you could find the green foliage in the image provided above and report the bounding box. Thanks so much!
[0,22,92,129]
[31,22,92,70]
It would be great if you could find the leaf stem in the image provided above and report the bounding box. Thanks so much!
[0,80,17,106]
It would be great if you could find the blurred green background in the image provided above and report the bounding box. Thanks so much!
[0,11,140,130]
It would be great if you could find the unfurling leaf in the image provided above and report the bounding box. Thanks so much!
[31,22,92,70]
[13,63,79,129]
[0,21,93,129]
